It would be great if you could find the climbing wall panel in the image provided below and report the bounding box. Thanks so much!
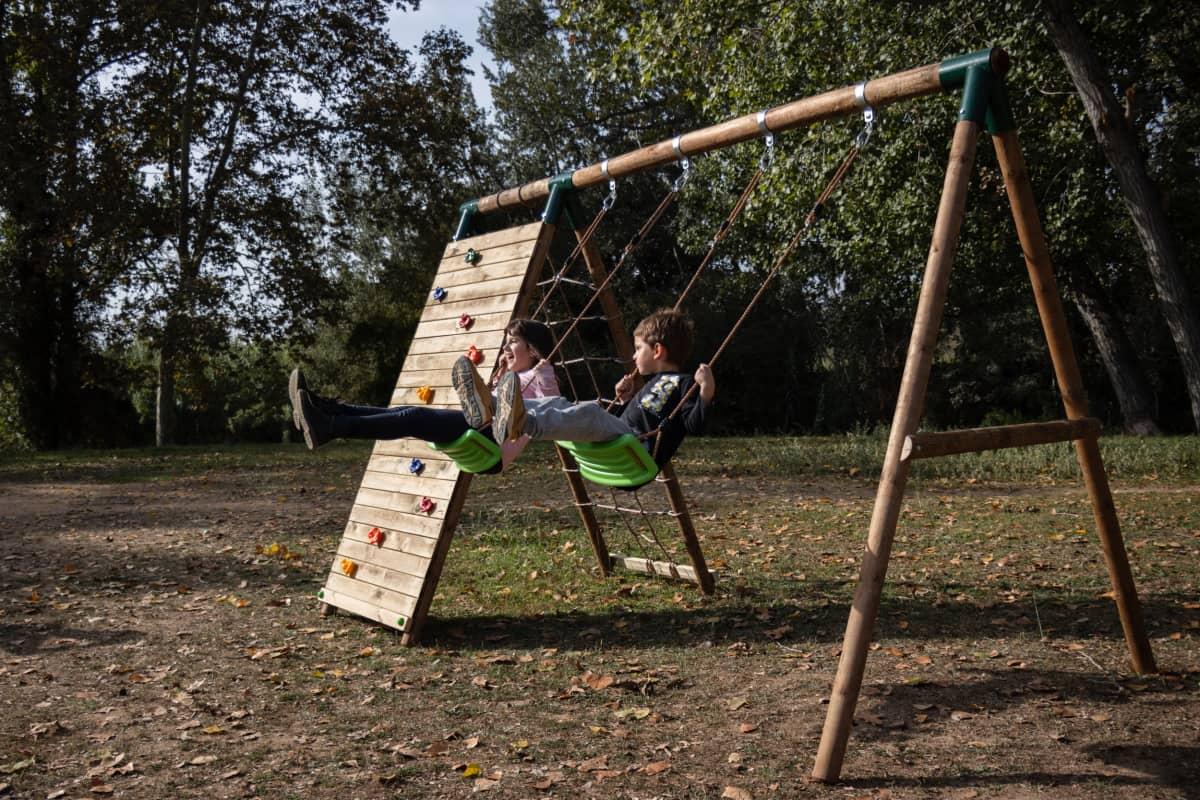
[318,221,554,636]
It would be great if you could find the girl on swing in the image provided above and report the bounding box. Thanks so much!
[291,319,559,471]
[455,308,716,470]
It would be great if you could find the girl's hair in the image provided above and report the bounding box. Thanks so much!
[505,319,555,361]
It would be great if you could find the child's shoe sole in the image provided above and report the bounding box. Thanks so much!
[494,372,526,442]
[452,356,492,429]
[288,368,308,430]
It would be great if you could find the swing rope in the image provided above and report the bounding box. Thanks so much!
[529,184,615,320]
[646,108,876,458]
[539,168,687,367]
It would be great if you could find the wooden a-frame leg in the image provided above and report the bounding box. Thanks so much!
[660,464,715,594]
[557,444,612,575]
[811,119,982,783]
[991,129,1156,674]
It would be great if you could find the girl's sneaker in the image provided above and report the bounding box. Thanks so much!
[452,356,493,429]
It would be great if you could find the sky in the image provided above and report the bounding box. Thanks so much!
[387,2,496,112]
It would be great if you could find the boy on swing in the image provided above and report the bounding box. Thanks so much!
[456,308,715,469]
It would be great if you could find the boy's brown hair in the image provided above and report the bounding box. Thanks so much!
[634,308,694,365]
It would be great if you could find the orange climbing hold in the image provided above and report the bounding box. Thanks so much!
[416,385,434,404]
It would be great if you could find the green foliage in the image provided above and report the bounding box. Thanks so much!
[533,0,1200,432]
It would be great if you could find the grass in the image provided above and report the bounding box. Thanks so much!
[2,431,1197,484]
[1,435,1197,798]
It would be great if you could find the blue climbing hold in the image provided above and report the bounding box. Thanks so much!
[433,286,447,302]
[409,457,425,475]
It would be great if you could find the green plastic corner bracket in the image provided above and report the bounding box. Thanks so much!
[454,200,478,241]
[938,47,1012,126]
[542,171,575,227]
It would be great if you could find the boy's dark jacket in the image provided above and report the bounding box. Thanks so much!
[612,371,707,467]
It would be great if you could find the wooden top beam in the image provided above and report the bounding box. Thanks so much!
[472,48,1009,216]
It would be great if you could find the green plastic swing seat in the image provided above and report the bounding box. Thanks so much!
[428,429,501,473]
[557,434,660,489]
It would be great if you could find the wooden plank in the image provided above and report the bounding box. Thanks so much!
[441,223,542,259]
[610,554,702,584]
[333,549,428,596]
[319,585,410,632]
[323,572,417,620]
[392,372,459,390]
[359,468,457,500]
[409,311,512,339]
[388,387,463,408]
[371,440,455,461]
[428,257,533,289]
[417,292,522,322]
[401,351,488,373]
[343,521,438,559]
[337,538,430,582]
[366,454,459,480]
[406,329,509,357]
[355,486,449,519]
[902,418,1101,461]
[349,504,445,539]
[421,275,526,310]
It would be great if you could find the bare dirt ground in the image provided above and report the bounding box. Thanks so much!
[1,450,1198,799]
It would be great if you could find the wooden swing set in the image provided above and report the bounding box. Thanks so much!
[316,46,1156,782]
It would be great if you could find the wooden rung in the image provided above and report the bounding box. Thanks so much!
[901,417,1101,461]
[609,554,708,585]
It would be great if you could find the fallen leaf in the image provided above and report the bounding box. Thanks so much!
[461,763,482,778]
[738,722,759,734]
[0,758,34,775]
[726,697,748,711]
[722,786,753,800]
[614,707,651,720]
[578,755,609,772]
[642,760,670,775]
[186,755,217,766]
[584,672,615,690]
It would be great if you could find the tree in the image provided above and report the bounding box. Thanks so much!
[555,0,1195,432]
[1041,0,1200,432]
[112,0,439,444]
[0,1,156,448]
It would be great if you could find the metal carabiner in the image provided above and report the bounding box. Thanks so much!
[601,178,618,211]
[855,107,876,148]
[756,110,776,170]
[671,158,692,193]
[759,133,776,170]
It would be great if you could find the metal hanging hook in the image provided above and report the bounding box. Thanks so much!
[672,158,692,193]
[756,110,775,170]
[601,178,617,211]
[855,107,876,148]
[600,159,617,210]
[671,136,691,193]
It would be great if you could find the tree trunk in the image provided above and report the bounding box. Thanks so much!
[156,344,177,447]
[1062,262,1161,436]
[1042,0,1200,432]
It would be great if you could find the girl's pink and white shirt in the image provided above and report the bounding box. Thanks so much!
[498,360,560,469]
